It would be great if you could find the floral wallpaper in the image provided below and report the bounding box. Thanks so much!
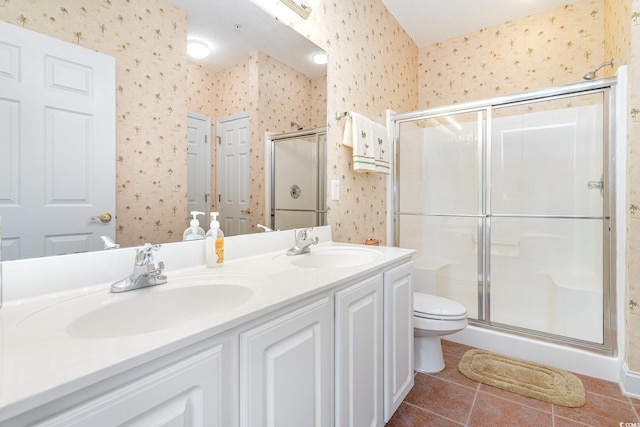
[626,0,640,371]
[605,0,632,65]
[0,0,189,248]
[418,0,605,108]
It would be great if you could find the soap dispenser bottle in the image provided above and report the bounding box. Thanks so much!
[183,211,206,240]
[205,212,224,267]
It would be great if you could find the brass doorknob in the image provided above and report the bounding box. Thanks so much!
[241,209,251,215]
[91,212,113,223]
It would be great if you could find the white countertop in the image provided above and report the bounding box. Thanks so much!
[0,229,413,422]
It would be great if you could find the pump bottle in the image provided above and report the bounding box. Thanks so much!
[205,212,224,267]
[183,211,205,240]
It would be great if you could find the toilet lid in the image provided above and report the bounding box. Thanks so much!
[414,292,467,320]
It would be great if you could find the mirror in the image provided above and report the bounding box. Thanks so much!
[270,128,327,231]
[0,0,327,260]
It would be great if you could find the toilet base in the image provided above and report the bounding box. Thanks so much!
[414,334,445,373]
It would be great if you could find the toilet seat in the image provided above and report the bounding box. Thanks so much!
[414,292,467,321]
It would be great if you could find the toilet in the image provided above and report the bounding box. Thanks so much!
[413,292,468,373]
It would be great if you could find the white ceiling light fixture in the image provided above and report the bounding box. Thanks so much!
[311,52,328,65]
[187,40,210,59]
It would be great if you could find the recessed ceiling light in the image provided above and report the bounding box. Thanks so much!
[311,52,328,65]
[187,40,210,59]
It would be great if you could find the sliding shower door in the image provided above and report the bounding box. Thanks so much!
[394,83,615,353]
[489,93,606,343]
[396,111,484,319]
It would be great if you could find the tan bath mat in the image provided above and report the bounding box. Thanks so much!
[458,349,586,407]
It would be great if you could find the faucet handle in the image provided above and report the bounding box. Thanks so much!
[295,227,313,240]
[135,243,161,265]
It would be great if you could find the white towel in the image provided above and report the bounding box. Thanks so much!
[342,112,376,172]
[342,114,353,147]
[371,122,390,174]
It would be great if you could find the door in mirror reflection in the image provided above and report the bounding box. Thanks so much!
[0,22,115,260]
[271,129,327,231]
[217,113,250,236]
[187,112,211,223]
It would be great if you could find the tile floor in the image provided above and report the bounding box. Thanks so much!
[387,340,640,427]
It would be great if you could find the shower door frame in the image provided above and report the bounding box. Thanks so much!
[390,78,618,355]
[268,127,327,231]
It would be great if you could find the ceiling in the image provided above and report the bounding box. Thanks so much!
[170,0,327,78]
[171,0,577,75]
[380,0,577,47]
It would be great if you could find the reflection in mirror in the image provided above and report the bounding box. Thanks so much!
[0,20,116,261]
[0,0,327,260]
[179,0,328,238]
[270,129,327,231]
[0,216,2,308]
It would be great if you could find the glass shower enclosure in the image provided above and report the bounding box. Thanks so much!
[392,79,617,354]
[270,128,327,231]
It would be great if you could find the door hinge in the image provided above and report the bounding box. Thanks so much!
[216,136,222,145]
[205,194,208,202]
[205,135,208,144]
[218,194,221,202]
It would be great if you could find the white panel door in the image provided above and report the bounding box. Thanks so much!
[335,275,384,427]
[216,113,250,236]
[0,21,115,260]
[187,112,211,222]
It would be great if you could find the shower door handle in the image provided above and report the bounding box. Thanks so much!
[587,181,603,190]
[587,174,604,197]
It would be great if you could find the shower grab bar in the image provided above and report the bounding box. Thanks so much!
[490,213,605,220]
[395,212,485,218]
[274,208,328,214]
[396,211,605,220]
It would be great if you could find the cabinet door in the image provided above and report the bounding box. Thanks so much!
[37,345,228,427]
[383,262,414,422]
[335,275,384,427]
[239,297,332,427]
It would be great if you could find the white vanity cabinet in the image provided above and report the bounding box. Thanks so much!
[335,274,384,427]
[0,240,414,427]
[383,262,414,421]
[238,261,413,427]
[333,261,414,427]
[239,296,333,427]
[13,334,238,427]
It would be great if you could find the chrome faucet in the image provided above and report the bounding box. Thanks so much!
[110,243,167,293]
[286,228,319,256]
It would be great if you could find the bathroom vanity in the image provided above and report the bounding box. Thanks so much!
[0,227,414,426]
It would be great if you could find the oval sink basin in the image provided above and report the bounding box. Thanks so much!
[275,246,383,269]
[16,272,263,339]
[67,284,253,338]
